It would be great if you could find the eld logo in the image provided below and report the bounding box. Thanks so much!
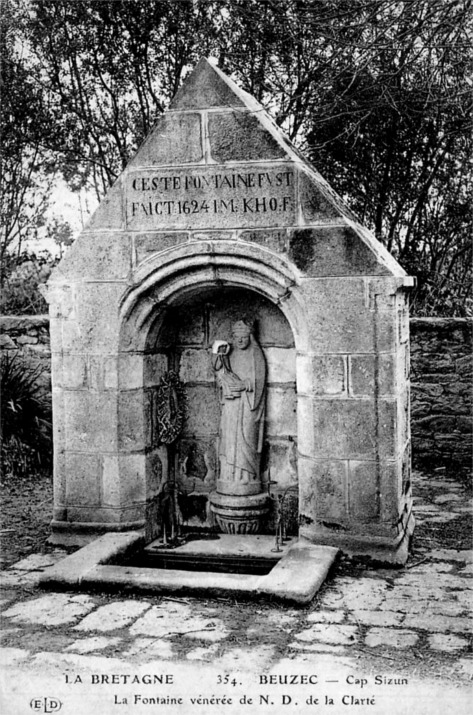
[30,697,62,713]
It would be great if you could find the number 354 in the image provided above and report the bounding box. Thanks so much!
[217,674,238,686]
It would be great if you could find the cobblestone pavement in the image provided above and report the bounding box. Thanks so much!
[1,469,472,714]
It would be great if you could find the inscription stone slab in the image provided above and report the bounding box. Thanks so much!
[126,164,296,230]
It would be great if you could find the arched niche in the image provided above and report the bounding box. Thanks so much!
[147,286,298,538]
[117,244,307,541]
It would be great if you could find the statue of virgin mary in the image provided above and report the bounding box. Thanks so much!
[212,319,266,496]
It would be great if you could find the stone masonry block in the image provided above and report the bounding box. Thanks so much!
[208,112,286,162]
[84,180,124,231]
[118,354,144,390]
[64,391,118,452]
[170,58,246,110]
[298,172,340,223]
[296,353,313,394]
[264,438,298,487]
[104,356,119,390]
[62,355,88,389]
[118,389,149,451]
[178,438,217,486]
[312,399,396,460]
[64,505,144,525]
[241,229,289,253]
[179,348,214,383]
[54,232,131,281]
[349,353,396,397]
[61,283,124,353]
[380,460,402,521]
[146,447,166,498]
[119,453,146,504]
[48,317,64,355]
[289,227,390,276]
[182,385,220,437]
[144,353,168,387]
[135,232,189,264]
[300,278,396,354]
[265,347,296,383]
[175,303,205,346]
[348,461,381,521]
[53,454,67,512]
[129,112,203,166]
[297,395,315,456]
[207,290,294,348]
[125,163,297,231]
[102,455,121,507]
[313,355,346,395]
[315,460,348,523]
[65,453,101,506]
[52,388,65,449]
[298,456,317,526]
[266,387,297,437]
[51,353,64,389]
[88,356,118,391]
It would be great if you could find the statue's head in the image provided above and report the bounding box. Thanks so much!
[232,319,254,350]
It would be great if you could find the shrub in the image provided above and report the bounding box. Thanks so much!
[0,352,52,476]
[0,251,58,315]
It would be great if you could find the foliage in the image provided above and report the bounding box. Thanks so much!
[0,0,59,270]
[3,0,473,315]
[0,352,52,477]
[0,252,58,315]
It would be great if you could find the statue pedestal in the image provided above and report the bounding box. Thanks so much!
[209,491,269,535]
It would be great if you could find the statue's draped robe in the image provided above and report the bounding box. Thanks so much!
[216,338,266,493]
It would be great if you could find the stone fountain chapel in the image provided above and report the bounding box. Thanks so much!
[43,59,414,602]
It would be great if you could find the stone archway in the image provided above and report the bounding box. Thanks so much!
[117,242,309,542]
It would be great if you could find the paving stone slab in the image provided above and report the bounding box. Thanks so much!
[0,570,43,588]
[457,658,473,678]
[73,600,151,632]
[403,614,473,633]
[394,572,469,590]
[129,602,228,641]
[0,647,30,667]
[214,644,277,671]
[405,562,453,574]
[290,642,347,654]
[428,633,469,652]
[65,636,123,654]
[306,610,346,624]
[295,623,359,645]
[1,593,96,627]
[186,644,220,661]
[318,577,388,610]
[122,637,174,659]
[430,549,473,563]
[365,627,419,648]
[348,609,404,627]
[10,554,61,571]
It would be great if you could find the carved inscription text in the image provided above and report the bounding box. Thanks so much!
[126,166,296,230]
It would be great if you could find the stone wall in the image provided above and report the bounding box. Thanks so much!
[410,318,472,469]
[0,316,51,392]
[2,315,471,470]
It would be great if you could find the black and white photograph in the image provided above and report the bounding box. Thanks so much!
[0,1,472,713]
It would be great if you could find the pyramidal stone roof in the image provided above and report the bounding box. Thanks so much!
[54,57,407,281]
